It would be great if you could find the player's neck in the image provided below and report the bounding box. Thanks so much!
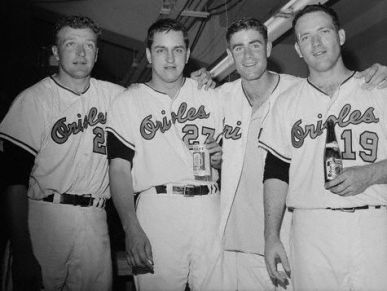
[242,71,279,109]
[308,60,352,97]
[147,76,185,99]
[53,73,91,95]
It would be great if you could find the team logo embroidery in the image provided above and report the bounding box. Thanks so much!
[51,107,107,144]
[140,102,210,140]
[223,121,242,140]
[291,104,379,148]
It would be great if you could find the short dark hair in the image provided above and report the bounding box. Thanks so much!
[53,15,102,45]
[146,18,189,49]
[226,17,268,45]
[292,4,340,34]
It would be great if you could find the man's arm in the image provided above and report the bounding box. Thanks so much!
[190,68,217,90]
[3,139,42,291]
[325,159,387,196]
[264,179,291,287]
[355,63,387,89]
[205,137,222,169]
[263,152,291,287]
[109,158,154,272]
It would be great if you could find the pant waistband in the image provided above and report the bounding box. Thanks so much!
[42,193,106,208]
[154,184,218,196]
[326,205,386,212]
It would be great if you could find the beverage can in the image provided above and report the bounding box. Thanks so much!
[192,144,211,177]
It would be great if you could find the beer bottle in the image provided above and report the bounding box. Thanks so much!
[324,119,343,182]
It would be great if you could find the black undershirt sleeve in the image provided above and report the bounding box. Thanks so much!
[263,151,290,184]
[107,132,135,165]
[2,140,34,187]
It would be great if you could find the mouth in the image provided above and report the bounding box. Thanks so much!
[312,50,327,57]
[164,65,176,70]
[243,63,257,68]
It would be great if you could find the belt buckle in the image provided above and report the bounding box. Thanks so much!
[338,207,356,213]
[183,185,196,197]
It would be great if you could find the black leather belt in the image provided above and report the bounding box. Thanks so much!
[43,193,106,208]
[327,205,384,212]
[155,185,216,196]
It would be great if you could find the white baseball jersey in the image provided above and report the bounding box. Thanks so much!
[106,78,223,191]
[259,73,387,209]
[107,78,223,290]
[0,75,124,291]
[0,76,124,199]
[201,74,299,291]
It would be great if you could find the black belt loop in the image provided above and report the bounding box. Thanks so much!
[42,193,106,208]
[154,184,217,196]
[327,205,385,212]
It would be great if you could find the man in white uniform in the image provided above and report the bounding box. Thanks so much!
[197,17,387,291]
[107,19,223,291]
[260,4,387,290]
[0,16,124,291]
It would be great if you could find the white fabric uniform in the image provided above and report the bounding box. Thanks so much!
[259,74,387,290]
[0,76,124,291]
[106,78,224,291]
[201,74,299,291]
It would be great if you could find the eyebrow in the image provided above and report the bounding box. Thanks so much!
[153,45,186,50]
[231,39,263,50]
[298,24,335,37]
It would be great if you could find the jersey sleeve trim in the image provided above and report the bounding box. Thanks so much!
[0,133,38,156]
[105,126,135,150]
[258,140,291,163]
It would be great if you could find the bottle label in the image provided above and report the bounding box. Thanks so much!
[192,144,211,178]
[325,157,343,180]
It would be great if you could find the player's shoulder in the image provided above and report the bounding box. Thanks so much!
[183,78,221,100]
[90,78,125,94]
[278,73,302,85]
[273,76,307,108]
[217,78,241,92]
[109,82,146,108]
[12,77,53,106]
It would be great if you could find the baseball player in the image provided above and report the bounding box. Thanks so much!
[0,16,124,291]
[260,4,387,290]
[106,19,223,291]
[192,17,387,291]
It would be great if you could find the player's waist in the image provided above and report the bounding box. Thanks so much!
[32,193,107,208]
[141,183,219,197]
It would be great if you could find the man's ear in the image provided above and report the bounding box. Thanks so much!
[266,41,272,58]
[52,45,59,61]
[294,42,303,58]
[146,48,152,64]
[95,48,99,63]
[185,48,190,64]
[338,28,346,46]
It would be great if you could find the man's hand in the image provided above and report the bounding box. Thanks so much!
[325,165,373,196]
[190,68,216,90]
[355,63,387,89]
[264,236,291,288]
[12,252,42,291]
[125,225,154,274]
[205,137,222,169]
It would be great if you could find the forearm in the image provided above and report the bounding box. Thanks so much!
[109,158,141,232]
[367,159,387,185]
[5,185,34,254]
[264,179,288,241]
